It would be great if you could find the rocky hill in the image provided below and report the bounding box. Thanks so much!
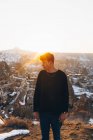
[0,50,93,139]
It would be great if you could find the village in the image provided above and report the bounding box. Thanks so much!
[0,50,93,139]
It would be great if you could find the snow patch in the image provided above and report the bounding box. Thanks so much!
[0,129,30,140]
[89,118,93,124]
[72,85,93,97]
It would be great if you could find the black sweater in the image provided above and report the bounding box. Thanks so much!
[33,70,69,114]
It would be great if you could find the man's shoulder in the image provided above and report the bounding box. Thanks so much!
[58,70,68,80]
[39,70,46,75]
[58,70,67,76]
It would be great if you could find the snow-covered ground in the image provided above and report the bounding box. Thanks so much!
[72,85,93,98]
[88,118,93,124]
[0,118,30,140]
[19,95,26,106]
[0,129,30,140]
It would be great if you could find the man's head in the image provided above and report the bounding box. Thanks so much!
[40,52,55,71]
[40,52,54,63]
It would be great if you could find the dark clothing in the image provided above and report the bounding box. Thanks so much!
[33,70,69,115]
[39,112,62,140]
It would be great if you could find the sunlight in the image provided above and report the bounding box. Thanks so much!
[19,46,55,53]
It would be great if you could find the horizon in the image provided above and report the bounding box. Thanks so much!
[0,47,93,54]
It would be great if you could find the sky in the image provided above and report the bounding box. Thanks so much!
[0,0,93,53]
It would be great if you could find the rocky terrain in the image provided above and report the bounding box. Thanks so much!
[0,116,93,140]
[0,50,93,139]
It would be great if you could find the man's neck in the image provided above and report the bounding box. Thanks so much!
[46,67,57,73]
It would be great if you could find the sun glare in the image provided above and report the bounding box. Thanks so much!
[20,46,56,54]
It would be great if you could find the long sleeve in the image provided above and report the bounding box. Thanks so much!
[62,73,69,112]
[33,72,41,112]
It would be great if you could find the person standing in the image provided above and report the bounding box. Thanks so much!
[33,52,69,140]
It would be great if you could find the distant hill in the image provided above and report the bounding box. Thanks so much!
[54,52,93,61]
[0,48,37,63]
[0,49,93,63]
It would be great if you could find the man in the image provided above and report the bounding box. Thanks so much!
[33,52,69,140]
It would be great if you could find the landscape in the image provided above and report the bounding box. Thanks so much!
[0,0,93,139]
[0,48,93,139]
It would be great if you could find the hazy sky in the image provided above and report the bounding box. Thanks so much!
[0,0,93,53]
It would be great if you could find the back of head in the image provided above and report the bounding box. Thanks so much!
[40,52,54,63]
